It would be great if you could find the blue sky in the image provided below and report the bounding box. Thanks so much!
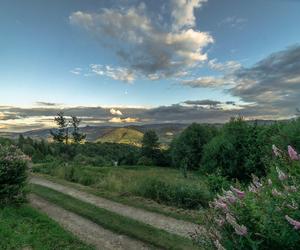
[0,0,300,131]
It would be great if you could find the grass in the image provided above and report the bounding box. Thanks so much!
[0,204,94,250]
[32,164,210,223]
[31,184,203,250]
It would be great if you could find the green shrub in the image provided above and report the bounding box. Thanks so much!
[137,156,154,166]
[135,177,211,209]
[170,123,218,170]
[201,117,272,181]
[197,145,300,249]
[0,145,29,205]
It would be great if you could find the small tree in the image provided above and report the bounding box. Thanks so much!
[50,112,69,144]
[141,130,160,161]
[71,116,86,144]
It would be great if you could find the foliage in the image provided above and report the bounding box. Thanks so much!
[0,145,29,205]
[135,177,211,209]
[201,117,273,181]
[50,112,69,143]
[170,123,218,170]
[196,145,300,250]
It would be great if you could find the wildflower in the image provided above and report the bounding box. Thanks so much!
[268,179,272,185]
[272,144,281,157]
[230,186,245,199]
[272,188,282,197]
[212,200,228,211]
[288,145,299,160]
[284,185,297,193]
[234,225,248,236]
[248,183,258,193]
[214,240,226,250]
[287,200,298,210]
[276,167,288,181]
[252,175,263,188]
[285,215,300,230]
[215,217,225,227]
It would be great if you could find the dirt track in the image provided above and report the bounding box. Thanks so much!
[29,194,151,250]
[30,176,200,238]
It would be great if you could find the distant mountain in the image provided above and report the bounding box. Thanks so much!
[0,119,284,146]
[0,123,188,145]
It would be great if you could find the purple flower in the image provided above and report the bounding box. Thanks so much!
[272,188,282,197]
[285,215,300,230]
[276,167,288,181]
[235,225,248,236]
[214,240,226,250]
[230,186,245,199]
[272,144,281,157]
[288,145,299,160]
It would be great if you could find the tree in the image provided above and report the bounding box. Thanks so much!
[71,116,86,144]
[50,112,69,144]
[141,130,160,160]
[170,123,218,170]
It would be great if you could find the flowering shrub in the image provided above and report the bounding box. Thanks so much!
[0,145,30,205]
[195,145,300,249]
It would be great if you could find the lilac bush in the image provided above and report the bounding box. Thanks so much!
[0,145,30,205]
[194,145,300,249]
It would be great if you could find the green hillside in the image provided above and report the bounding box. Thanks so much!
[96,127,144,146]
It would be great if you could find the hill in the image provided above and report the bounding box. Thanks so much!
[96,127,144,146]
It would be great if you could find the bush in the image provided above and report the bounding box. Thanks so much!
[201,117,271,181]
[0,145,29,205]
[196,145,300,249]
[170,123,217,170]
[135,177,211,209]
[137,156,154,166]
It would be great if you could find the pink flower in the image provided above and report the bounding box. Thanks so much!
[214,240,226,250]
[230,186,245,199]
[272,188,282,197]
[276,167,288,181]
[285,215,300,230]
[272,144,281,157]
[288,145,299,160]
[235,225,248,236]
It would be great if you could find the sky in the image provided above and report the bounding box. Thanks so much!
[0,0,300,132]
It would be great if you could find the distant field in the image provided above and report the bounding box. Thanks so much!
[0,205,93,250]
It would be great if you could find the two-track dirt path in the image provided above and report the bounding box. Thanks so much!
[29,194,151,250]
[30,176,200,238]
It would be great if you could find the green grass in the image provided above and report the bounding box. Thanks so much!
[31,184,202,250]
[0,204,94,250]
[32,164,210,223]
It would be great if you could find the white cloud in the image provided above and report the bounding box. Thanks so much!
[171,0,207,30]
[182,75,235,88]
[208,59,241,73]
[69,1,213,79]
[110,108,123,116]
[109,117,139,123]
[70,67,82,75]
[90,64,135,83]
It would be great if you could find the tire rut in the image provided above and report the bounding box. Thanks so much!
[29,194,152,250]
[30,176,200,238]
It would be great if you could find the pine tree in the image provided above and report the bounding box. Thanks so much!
[50,112,69,143]
[71,116,86,144]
